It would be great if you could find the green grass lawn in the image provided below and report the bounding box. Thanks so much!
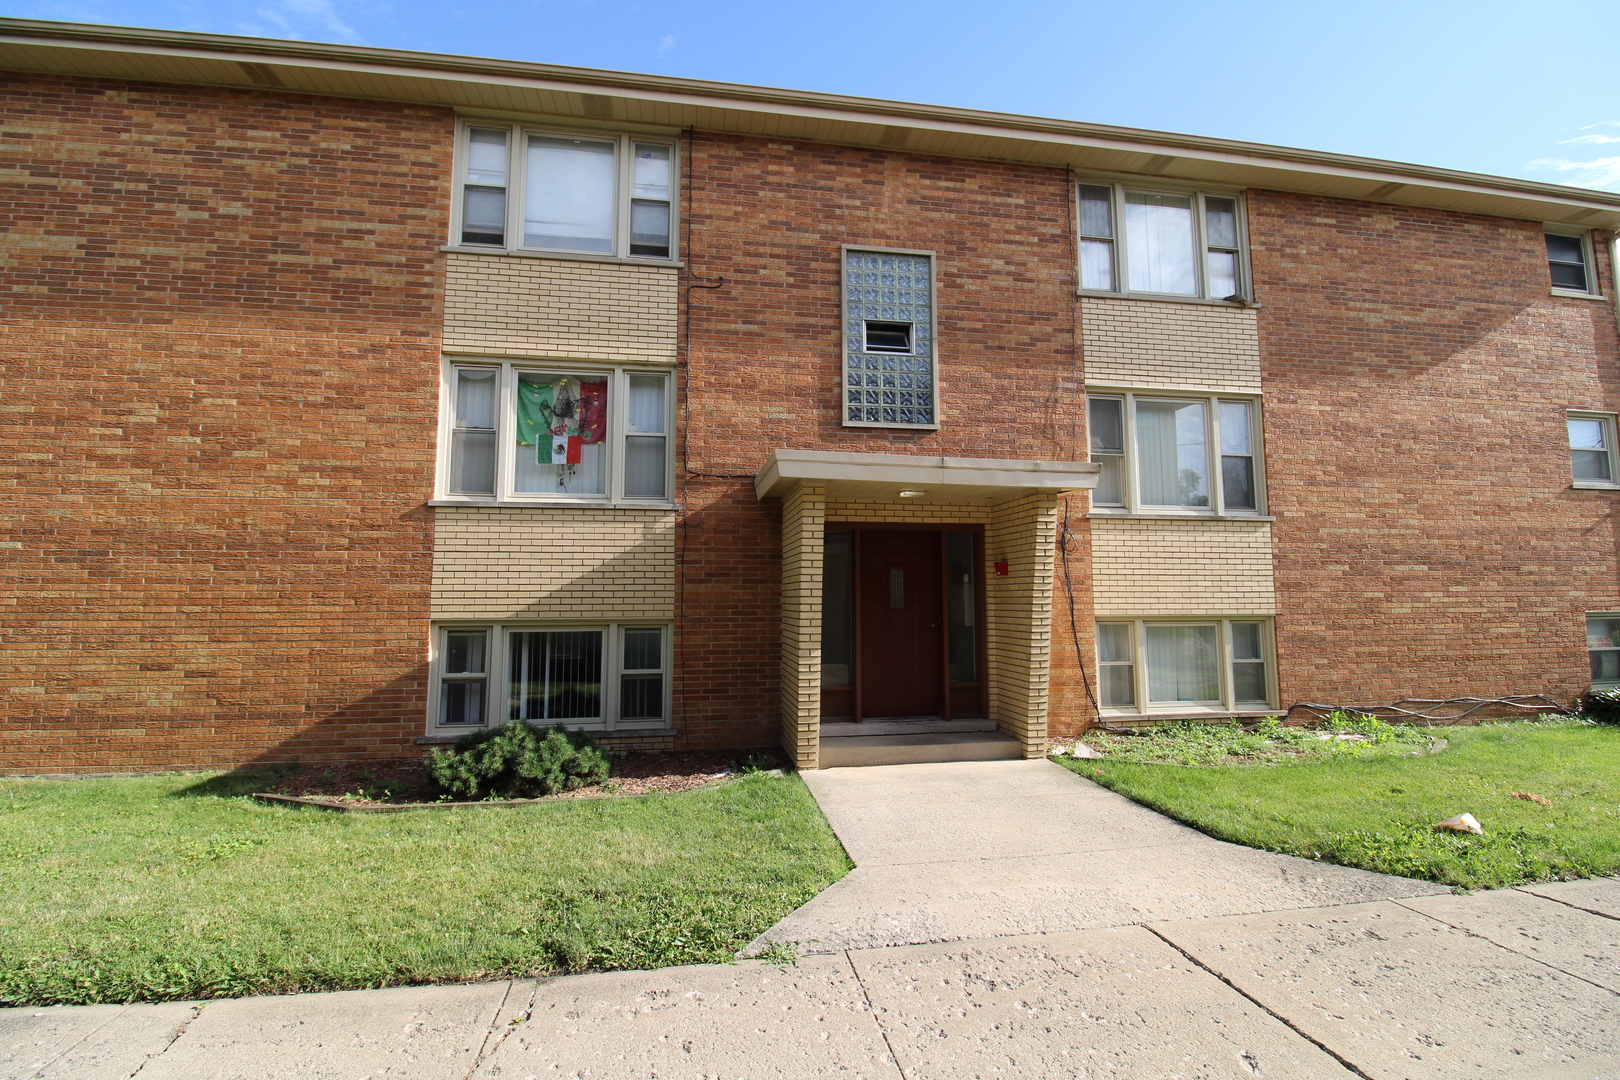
[1055,720,1620,890]
[0,770,850,1006]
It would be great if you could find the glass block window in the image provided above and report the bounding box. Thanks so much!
[843,249,937,427]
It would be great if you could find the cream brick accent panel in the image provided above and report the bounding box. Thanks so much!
[985,492,1059,758]
[779,482,826,770]
[432,506,674,620]
[825,500,992,525]
[1090,517,1275,617]
[444,254,678,363]
[1081,297,1261,392]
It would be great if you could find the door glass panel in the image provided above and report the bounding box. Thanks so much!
[946,532,977,683]
[889,567,905,609]
[822,531,853,686]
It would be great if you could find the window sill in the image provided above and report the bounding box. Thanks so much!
[1097,708,1278,722]
[419,725,676,744]
[428,498,677,511]
[441,245,684,269]
[1550,289,1608,300]
[1077,291,1261,310]
[1570,482,1620,492]
[1088,511,1275,522]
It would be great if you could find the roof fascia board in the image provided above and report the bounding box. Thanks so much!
[5,21,1620,219]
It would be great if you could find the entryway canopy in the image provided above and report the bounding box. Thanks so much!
[757,449,1099,771]
[754,449,1100,503]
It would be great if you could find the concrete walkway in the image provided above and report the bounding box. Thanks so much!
[5,762,1619,1079]
[751,759,1451,952]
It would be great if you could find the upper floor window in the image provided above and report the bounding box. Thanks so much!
[441,360,670,504]
[1546,230,1596,295]
[456,122,676,260]
[1089,391,1264,515]
[1078,183,1247,301]
[1569,412,1619,488]
[843,247,938,428]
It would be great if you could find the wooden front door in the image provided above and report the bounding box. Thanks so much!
[858,529,944,717]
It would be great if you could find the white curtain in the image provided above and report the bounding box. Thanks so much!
[1145,625,1219,703]
[525,136,614,252]
[1136,400,1207,506]
[1125,192,1197,295]
[623,376,666,498]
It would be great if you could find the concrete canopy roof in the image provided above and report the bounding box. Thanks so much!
[754,450,1099,505]
[3,19,1620,231]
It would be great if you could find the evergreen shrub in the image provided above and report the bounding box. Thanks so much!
[427,721,611,799]
[1580,689,1620,726]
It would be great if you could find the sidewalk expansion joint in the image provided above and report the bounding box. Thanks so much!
[1143,924,1374,1080]
[841,949,911,1080]
[1511,885,1620,923]
[464,978,538,1080]
[1393,898,1620,997]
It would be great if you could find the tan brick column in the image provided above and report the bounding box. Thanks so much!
[779,481,826,769]
[986,492,1060,758]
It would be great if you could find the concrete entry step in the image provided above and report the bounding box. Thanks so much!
[821,718,997,738]
[818,730,1024,767]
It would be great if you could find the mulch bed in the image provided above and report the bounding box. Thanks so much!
[257,749,785,808]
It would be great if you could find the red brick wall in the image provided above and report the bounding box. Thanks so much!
[676,132,1085,742]
[1251,189,1620,709]
[0,74,452,772]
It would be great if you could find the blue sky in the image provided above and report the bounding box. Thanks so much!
[7,0,1620,190]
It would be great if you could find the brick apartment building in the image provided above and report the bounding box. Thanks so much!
[4,20,1620,773]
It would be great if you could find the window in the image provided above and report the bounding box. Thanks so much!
[1589,614,1620,688]
[1095,619,1273,713]
[1546,231,1595,294]
[432,623,668,729]
[441,361,670,503]
[1568,412,1618,487]
[1078,183,1247,300]
[843,247,937,427]
[1089,391,1263,514]
[455,122,676,259]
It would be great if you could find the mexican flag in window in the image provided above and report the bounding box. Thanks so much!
[515,374,608,494]
[517,375,607,462]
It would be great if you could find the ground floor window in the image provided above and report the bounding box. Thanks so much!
[1095,618,1273,713]
[1588,613,1620,688]
[431,623,668,731]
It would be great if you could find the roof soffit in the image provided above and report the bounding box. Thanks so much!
[3,21,1620,229]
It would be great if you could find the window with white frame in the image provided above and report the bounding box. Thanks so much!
[433,623,669,730]
[1078,183,1247,300]
[456,122,676,259]
[1568,412,1619,487]
[1588,614,1620,687]
[442,361,670,503]
[1089,391,1262,514]
[1096,619,1273,713]
[1546,230,1595,294]
[843,247,937,427]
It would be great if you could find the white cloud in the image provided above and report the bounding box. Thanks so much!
[1530,155,1620,192]
[1561,134,1620,146]
[657,34,677,56]
[241,0,362,42]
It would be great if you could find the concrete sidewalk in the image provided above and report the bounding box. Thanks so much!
[5,762,1619,1079]
[750,759,1451,952]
